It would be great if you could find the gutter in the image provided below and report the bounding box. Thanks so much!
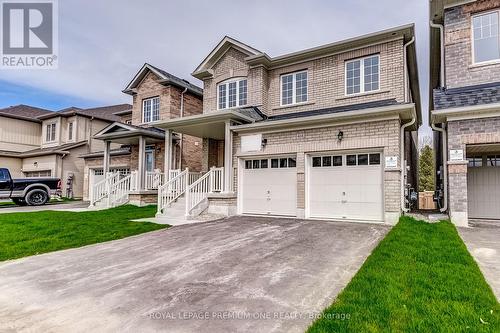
[430,20,448,213]
[400,37,416,213]
[179,87,188,169]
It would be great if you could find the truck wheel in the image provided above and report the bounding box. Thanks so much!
[26,189,49,206]
[12,198,28,206]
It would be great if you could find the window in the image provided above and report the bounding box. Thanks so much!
[333,156,343,166]
[358,154,369,165]
[280,71,308,105]
[473,11,500,63]
[487,155,500,166]
[24,170,51,177]
[312,155,343,167]
[217,78,247,109]
[68,122,74,141]
[143,97,160,123]
[369,153,381,165]
[246,158,295,169]
[0,169,8,180]
[46,123,56,142]
[322,156,332,167]
[346,155,357,166]
[345,55,379,95]
[468,157,483,167]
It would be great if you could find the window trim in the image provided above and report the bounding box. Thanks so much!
[280,70,308,107]
[216,77,248,110]
[45,122,57,142]
[471,9,500,65]
[67,121,74,141]
[142,96,160,123]
[344,54,380,96]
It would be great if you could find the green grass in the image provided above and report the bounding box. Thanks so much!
[307,217,500,333]
[0,205,167,261]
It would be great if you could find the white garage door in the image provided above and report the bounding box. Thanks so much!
[468,156,500,219]
[308,152,383,221]
[241,157,297,216]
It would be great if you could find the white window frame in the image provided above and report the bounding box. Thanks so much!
[345,54,380,96]
[471,9,500,65]
[217,78,248,110]
[142,96,160,123]
[280,70,308,106]
[67,121,74,141]
[45,122,56,142]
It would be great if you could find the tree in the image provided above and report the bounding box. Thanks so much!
[419,144,435,192]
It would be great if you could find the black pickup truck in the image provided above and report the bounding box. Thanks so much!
[0,168,61,206]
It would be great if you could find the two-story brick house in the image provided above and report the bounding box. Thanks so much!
[87,64,204,205]
[154,24,421,224]
[430,0,500,226]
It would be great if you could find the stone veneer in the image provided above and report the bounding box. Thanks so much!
[446,116,500,226]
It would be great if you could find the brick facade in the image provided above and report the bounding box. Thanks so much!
[202,39,406,117]
[232,119,403,223]
[446,116,500,225]
[444,0,500,88]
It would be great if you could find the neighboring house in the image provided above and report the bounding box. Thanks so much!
[86,63,204,204]
[146,24,421,224]
[0,104,131,198]
[430,0,500,226]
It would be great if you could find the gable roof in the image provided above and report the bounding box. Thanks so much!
[0,140,88,158]
[0,104,52,123]
[192,36,262,79]
[122,63,202,97]
[38,104,132,122]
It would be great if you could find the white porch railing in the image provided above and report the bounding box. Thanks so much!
[157,169,188,215]
[89,172,119,207]
[169,169,181,179]
[185,167,224,216]
[90,171,138,208]
[146,170,164,190]
[108,173,133,207]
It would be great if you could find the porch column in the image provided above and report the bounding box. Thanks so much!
[224,120,233,193]
[103,140,111,175]
[164,129,172,179]
[138,136,146,190]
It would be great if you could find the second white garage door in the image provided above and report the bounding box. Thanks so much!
[307,152,383,221]
[241,157,297,216]
[467,155,500,219]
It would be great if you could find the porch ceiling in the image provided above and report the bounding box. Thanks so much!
[467,143,500,155]
[152,110,255,140]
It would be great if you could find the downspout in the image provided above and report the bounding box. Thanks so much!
[430,20,448,213]
[178,87,188,169]
[401,36,416,213]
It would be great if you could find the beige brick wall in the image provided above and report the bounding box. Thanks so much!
[201,39,405,116]
[232,119,402,215]
[444,0,500,88]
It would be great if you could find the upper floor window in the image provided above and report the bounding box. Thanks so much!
[46,123,56,142]
[345,55,379,95]
[473,11,500,64]
[217,78,247,110]
[68,122,74,141]
[280,71,308,106]
[143,97,160,123]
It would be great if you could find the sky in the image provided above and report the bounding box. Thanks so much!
[0,0,431,136]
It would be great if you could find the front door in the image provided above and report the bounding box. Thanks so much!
[145,146,155,172]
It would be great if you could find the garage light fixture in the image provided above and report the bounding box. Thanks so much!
[337,131,344,142]
[261,138,268,148]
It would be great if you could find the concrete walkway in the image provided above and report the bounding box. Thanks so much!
[0,201,89,213]
[459,223,500,300]
[0,216,389,333]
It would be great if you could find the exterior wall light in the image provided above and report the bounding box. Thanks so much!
[337,131,344,142]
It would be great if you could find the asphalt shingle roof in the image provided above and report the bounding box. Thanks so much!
[433,82,500,110]
[0,104,52,122]
[38,104,132,122]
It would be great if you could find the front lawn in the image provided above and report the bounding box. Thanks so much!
[0,205,167,261]
[307,217,500,333]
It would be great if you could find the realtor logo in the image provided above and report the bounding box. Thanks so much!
[1,0,58,68]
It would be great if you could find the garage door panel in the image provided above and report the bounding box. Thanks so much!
[241,158,296,216]
[308,153,383,222]
[468,167,500,219]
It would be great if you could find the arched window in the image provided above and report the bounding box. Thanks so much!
[217,78,247,110]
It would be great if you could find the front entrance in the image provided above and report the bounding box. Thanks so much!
[145,145,155,172]
[240,156,297,216]
[467,155,500,220]
[307,152,383,221]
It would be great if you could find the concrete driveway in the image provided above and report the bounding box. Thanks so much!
[0,216,390,333]
[0,201,89,213]
[459,222,500,300]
